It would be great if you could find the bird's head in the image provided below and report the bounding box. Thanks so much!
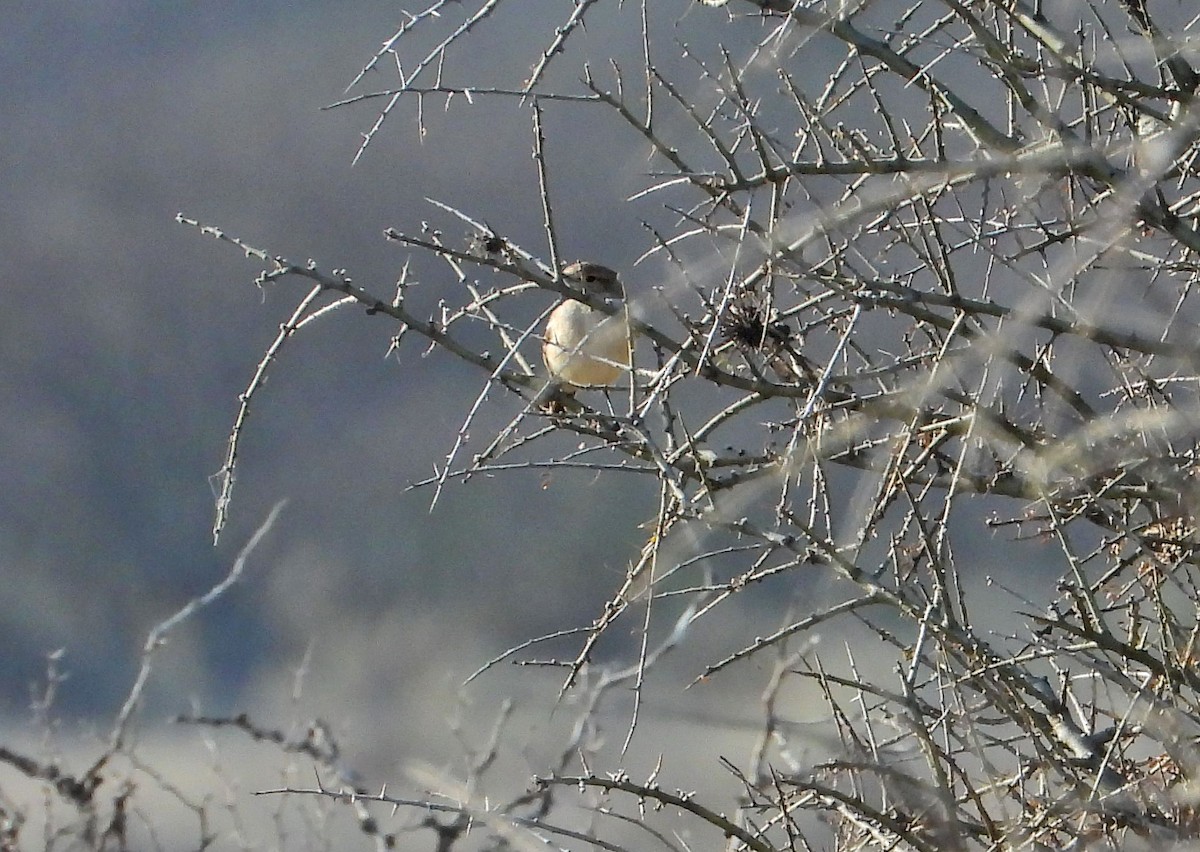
[561,261,622,300]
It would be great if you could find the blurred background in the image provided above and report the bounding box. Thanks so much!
[0,2,1064,846]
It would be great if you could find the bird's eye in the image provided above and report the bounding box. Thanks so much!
[585,274,598,282]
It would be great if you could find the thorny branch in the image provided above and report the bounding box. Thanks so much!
[175,0,1200,849]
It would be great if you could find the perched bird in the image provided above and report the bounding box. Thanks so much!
[541,261,632,394]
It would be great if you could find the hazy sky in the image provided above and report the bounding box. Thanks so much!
[0,1,644,716]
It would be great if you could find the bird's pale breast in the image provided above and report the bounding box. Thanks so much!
[543,300,630,388]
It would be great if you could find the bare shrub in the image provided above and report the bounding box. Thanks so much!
[13,0,1200,849]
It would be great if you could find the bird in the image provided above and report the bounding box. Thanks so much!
[540,261,632,396]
